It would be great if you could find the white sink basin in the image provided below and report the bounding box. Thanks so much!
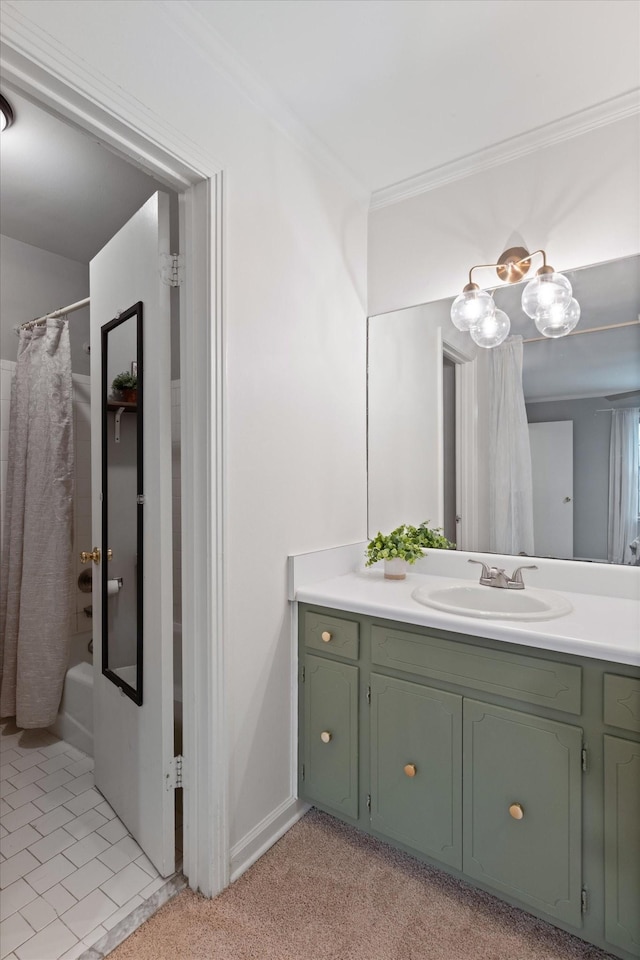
[411,583,573,621]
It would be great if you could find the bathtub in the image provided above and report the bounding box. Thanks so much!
[50,624,183,757]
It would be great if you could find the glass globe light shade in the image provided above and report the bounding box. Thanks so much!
[534,297,581,339]
[469,308,510,349]
[521,272,572,320]
[450,289,495,331]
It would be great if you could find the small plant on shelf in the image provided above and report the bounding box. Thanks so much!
[111,371,138,403]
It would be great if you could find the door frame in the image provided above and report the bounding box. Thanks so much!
[0,33,228,897]
[442,339,479,553]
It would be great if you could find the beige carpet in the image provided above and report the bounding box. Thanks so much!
[109,810,614,960]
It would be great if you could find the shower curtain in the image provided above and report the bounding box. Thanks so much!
[0,318,74,728]
[489,338,535,557]
[608,407,640,564]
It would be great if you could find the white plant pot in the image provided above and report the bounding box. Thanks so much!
[384,558,408,580]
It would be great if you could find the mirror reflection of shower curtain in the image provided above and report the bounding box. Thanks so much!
[489,338,535,556]
[607,408,640,564]
[0,318,74,728]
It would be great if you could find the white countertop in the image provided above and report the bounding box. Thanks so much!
[296,569,640,666]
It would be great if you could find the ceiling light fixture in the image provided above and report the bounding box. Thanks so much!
[0,94,15,132]
[450,247,580,348]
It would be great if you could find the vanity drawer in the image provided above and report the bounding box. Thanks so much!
[604,674,640,733]
[371,625,581,715]
[304,611,359,660]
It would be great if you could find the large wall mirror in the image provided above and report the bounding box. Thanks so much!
[368,255,640,566]
[101,301,144,704]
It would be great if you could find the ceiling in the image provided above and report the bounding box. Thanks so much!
[1,2,637,262]
[190,0,640,192]
[0,90,163,263]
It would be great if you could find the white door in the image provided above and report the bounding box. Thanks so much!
[90,192,175,877]
[528,420,574,559]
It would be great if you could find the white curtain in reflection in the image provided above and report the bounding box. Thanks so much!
[608,408,640,564]
[489,338,535,556]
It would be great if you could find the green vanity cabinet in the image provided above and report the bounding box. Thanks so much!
[604,735,640,956]
[463,699,583,926]
[370,674,462,868]
[302,654,359,819]
[298,604,640,960]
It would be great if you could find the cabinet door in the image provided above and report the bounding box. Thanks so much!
[604,735,640,956]
[302,655,358,819]
[370,674,462,868]
[463,700,582,926]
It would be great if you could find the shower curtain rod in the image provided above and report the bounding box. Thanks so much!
[523,318,639,345]
[19,297,90,331]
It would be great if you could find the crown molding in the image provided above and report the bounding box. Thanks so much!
[0,2,218,186]
[159,0,369,203]
[370,89,640,211]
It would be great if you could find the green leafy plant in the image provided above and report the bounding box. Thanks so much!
[111,371,137,393]
[365,521,456,567]
[410,520,456,552]
[365,525,426,567]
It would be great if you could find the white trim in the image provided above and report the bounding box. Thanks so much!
[0,22,227,899]
[159,0,369,204]
[229,797,310,883]
[442,341,479,553]
[179,179,229,897]
[457,359,479,553]
[435,328,445,529]
[370,89,640,210]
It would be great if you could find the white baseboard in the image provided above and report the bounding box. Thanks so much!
[229,796,310,883]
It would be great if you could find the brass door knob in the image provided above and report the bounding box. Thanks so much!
[80,547,101,564]
[80,548,113,565]
[404,763,417,778]
[321,631,332,643]
[509,802,524,820]
[320,731,332,743]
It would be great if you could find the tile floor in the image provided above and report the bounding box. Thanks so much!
[0,722,176,960]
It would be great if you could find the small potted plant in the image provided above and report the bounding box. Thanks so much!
[111,371,138,404]
[365,521,455,580]
[365,525,425,580]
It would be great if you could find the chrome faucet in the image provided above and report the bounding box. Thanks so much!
[468,559,538,589]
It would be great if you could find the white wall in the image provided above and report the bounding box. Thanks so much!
[368,116,640,315]
[0,234,90,374]
[2,0,368,861]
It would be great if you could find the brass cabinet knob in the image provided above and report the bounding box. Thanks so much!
[509,802,524,820]
[404,763,417,778]
[320,731,332,743]
[321,631,332,643]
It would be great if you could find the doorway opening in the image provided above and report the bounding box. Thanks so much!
[2,62,225,949]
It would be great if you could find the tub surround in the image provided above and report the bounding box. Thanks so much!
[290,544,640,666]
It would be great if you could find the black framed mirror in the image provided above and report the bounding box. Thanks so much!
[101,301,144,704]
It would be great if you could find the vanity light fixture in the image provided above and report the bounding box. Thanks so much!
[0,94,15,132]
[451,247,580,348]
